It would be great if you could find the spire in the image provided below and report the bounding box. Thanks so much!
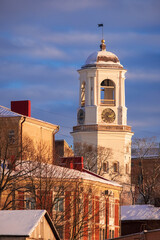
[100,39,106,51]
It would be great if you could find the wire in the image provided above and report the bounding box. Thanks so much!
[32,106,75,129]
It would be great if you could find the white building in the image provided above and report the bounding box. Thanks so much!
[71,40,133,203]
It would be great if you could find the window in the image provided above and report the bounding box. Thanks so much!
[1,161,8,170]
[109,202,115,219]
[100,228,102,240]
[103,161,109,173]
[125,163,129,174]
[99,200,105,218]
[101,79,115,105]
[103,229,105,240]
[25,196,36,209]
[113,162,119,173]
[8,130,15,144]
[112,230,115,238]
[100,228,105,240]
[89,199,92,215]
[56,225,63,239]
[81,82,85,107]
[55,198,64,212]
[138,174,143,185]
[88,226,92,240]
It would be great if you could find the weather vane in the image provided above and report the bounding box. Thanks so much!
[98,23,104,40]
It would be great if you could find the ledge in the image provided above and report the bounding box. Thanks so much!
[72,124,132,133]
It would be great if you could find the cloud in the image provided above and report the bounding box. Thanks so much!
[0,0,160,143]
[126,70,160,82]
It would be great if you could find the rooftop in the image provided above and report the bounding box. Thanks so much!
[121,205,160,221]
[0,210,46,236]
[0,105,59,130]
[81,39,123,69]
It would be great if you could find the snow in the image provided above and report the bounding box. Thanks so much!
[0,105,21,117]
[121,205,160,221]
[19,160,121,188]
[0,210,46,236]
[0,105,58,129]
[84,50,123,68]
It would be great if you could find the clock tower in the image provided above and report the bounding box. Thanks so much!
[71,40,133,196]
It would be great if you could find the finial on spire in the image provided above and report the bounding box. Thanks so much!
[100,39,106,51]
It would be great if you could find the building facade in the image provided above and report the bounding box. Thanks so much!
[71,40,133,204]
[0,102,122,240]
[0,101,59,164]
[0,157,122,240]
[121,205,160,236]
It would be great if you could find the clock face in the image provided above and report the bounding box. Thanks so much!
[101,108,115,123]
[77,109,85,124]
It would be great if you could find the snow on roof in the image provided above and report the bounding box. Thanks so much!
[83,49,123,68]
[121,205,160,221]
[0,210,46,236]
[0,105,59,129]
[16,161,121,188]
[0,105,21,117]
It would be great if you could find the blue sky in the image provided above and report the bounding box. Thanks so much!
[0,0,160,146]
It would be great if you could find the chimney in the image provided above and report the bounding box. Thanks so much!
[59,157,84,171]
[11,100,31,117]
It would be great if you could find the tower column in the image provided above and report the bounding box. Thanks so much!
[87,77,91,106]
[79,79,81,107]
[93,76,97,106]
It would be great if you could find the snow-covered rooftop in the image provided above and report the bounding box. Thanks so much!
[121,205,160,221]
[19,161,121,188]
[82,48,123,69]
[0,105,21,117]
[0,105,59,129]
[0,210,46,236]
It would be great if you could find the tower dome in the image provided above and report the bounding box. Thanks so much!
[82,39,123,69]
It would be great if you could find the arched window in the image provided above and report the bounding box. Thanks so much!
[101,79,115,105]
[113,162,119,173]
[81,82,85,107]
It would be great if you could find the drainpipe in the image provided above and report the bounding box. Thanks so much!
[21,117,26,161]
[119,188,123,237]
[52,126,59,164]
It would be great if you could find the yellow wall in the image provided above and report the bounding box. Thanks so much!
[30,215,57,240]
[0,115,59,164]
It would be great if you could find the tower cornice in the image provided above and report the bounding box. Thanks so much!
[72,124,133,133]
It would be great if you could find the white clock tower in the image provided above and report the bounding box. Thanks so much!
[71,40,133,193]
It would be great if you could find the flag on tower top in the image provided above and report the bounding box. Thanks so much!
[98,24,103,27]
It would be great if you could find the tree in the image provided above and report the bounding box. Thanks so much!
[74,143,112,176]
[0,120,121,239]
[0,119,52,210]
[26,159,106,240]
[131,137,160,204]
[0,120,33,209]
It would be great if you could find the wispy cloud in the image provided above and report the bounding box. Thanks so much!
[127,70,160,82]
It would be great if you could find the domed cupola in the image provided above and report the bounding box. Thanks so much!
[82,39,123,69]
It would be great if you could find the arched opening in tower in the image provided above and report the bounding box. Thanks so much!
[101,79,115,106]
